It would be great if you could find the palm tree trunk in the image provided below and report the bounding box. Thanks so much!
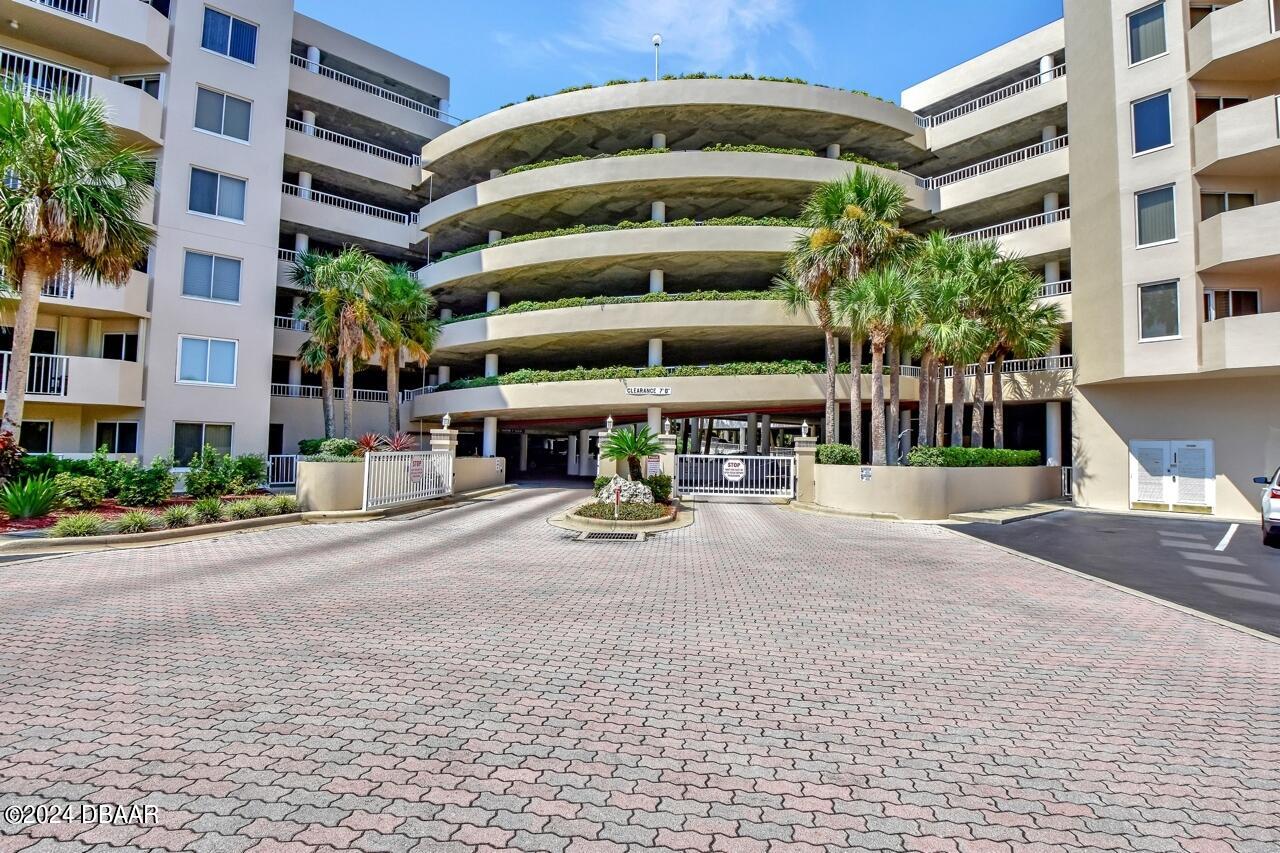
[1,268,48,443]
[320,362,336,439]
[703,418,713,454]
[385,350,401,434]
[342,354,355,438]
[950,365,966,447]
[970,352,990,449]
[992,351,1007,449]
[849,337,863,455]
[935,367,946,447]
[917,352,933,448]
[870,340,887,466]
[823,328,837,444]
[888,343,901,464]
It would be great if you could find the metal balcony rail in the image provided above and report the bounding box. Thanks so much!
[917,134,1068,189]
[30,0,98,20]
[268,454,297,486]
[281,182,418,226]
[1039,279,1072,298]
[289,54,460,125]
[0,351,69,396]
[270,383,389,402]
[916,63,1066,128]
[0,47,90,100]
[278,248,299,263]
[284,118,421,167]
[273,315,309,331]
[40,267,76,299]
[943,354,1074,378]
[400,385,436,402]
[950,207,1071,242]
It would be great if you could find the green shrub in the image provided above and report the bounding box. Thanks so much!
[839,152,900,171]
[85,449,126,495]
[907,447,1042,468]
[17,453,62,480]
[161,505,197,529]
[225,500,258,520]
[642,473,673,502]
[593,475,612,495]
[115,456,174,506]
[702,142,816,157]
[0,475,60,518]
[47,512,106,538]
[114,509,159,534]
[573,502,669,521]
[53,473,106,509]
[184,446,268,498]
[437,359,841,393]
[318,438,358,458]
[298,439,325,455]
[302,454,363,463]
[270,495,300,515]
[245,497,277,517]
[441,289,783,325]
[816,443,861,466]
[192,497,225,525]
[504,147,666,176]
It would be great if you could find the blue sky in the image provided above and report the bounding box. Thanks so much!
[296,0,1064,119]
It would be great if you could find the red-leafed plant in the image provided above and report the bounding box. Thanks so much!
[0,432,23,483]
[384,432,418,452]
[354,432,388,456]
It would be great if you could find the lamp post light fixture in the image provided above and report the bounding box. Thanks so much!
[801,419,810,438]
[441,412,451,430]
[663,417,671,434]
[606,414,614,432]
[652,33,661,80]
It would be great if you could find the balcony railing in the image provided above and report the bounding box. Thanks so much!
[0,47,90,100]
[37,267,76,299]
[944,354,1074,378]
[284,117,421,167]
[281,182,418,226]
[289,54,460,125]
[30,0,98,19]
[1039,279,1072,298]
[917,134,1069,189]
[951,207,1071,243]
[0,352,69,396]
[271,383,389,402]
[274,315,309,331]
[915,63,1066,129]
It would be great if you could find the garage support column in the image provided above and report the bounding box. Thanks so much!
[305,44,320,72]
[293,232,309,254]
[486,291,500,312]
[566,435,578,475]
[518,432,528,472]
[1042,124,1058,143]
[1044,191,1059,215]
[578,429,593,477]
[297,170,312,200]
[489,168,502,180]
[651,132,666,149]
[288,359,302,388]
[649,269,664,293]
[482,417,498,458]
[488,230,502,245]
[1039,53,1056,82]
[1044,259,1060,284]
[746,414,758,454]
[647,407,662,436]
[1045,341,1063,467]
[648,338,663,367]
[825,143,840,159]
[760,415,771,453]
[690,418,701,452]
[438,308,452,320]
[301,110,316,135]
[436,365,450,384]
[484,353,499,378]
[651,201,666,223]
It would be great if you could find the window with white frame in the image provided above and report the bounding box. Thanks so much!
[201,7,257,64]
[1139,281,1180,340]
[1128,3,1166,64]
[1204,288,1260,320]
[194,86,251,141]
[177,335,237,385]
[21,421,51,454]
[182,250,241,302]
[173,422,232,465]
[1132,91,1172,153]
[1136,185,1177,245]
[188,167,245,221]
[102,332,139,361]
[1200,191,1255,220]
[118,74,161,99]
[95,421,139,454]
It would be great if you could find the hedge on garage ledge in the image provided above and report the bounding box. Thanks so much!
[498,73,895,108]
[816,443,861,465]
[437,216,801,261]
[499,144,899,180]
[504,147,668,176]
[435,360,843,392]
[906,447,1043,468]
[441,289,785,325]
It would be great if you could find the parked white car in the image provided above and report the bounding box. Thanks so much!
[1255,467,1280,546]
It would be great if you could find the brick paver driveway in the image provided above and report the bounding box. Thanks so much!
[1,486,1278,853]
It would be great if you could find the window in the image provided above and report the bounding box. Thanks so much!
[1128,3,1166,64]
[174,422,232,465]
[20,421,51,454]
[1195,95,1248,123]
[1200,191,1255,220]
[177,335,237,385]
[201,7,257,64]
[95,421,139,454]
[1139,281,1180,340]
[182,250,241,302]
[1204,289,1260,320]
[188,167,245,221]
[119,74,161,99]
[1136,185,1177,245]
[1133,92,1172,153]
[194,87,251,141]
[102,333,139,362]
[0,327,57,354]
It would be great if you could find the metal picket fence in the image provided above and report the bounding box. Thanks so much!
[361,451,452,510]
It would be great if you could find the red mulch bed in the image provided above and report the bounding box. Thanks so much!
[0,493,270,535]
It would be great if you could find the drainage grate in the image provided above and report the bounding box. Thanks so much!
[578,531,644,542]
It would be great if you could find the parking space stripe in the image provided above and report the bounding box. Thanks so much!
[1215,523,1239,552]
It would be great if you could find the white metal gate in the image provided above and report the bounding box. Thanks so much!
[268,455,298,486]
[362,450,453,510]
[676,454,795,499]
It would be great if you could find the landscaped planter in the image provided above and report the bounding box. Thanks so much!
[296,460,365,511]
[813,464,1062,520]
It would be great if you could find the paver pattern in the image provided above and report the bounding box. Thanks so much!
[0,486,1278,853]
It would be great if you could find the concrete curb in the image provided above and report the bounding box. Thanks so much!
[548,504,694,535]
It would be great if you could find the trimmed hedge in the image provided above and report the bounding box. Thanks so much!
[574,501,669,521]
[504,147,668,176]
[816,443,861,466]
[436,360,837,393]
[702,142,816,157]
[437,216,800,262]
[907,447,1042,468]
[442,289,783,325]
[499,73,895,109]
[839,152,900,171]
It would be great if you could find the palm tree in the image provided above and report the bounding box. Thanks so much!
[601,426,661,481]
[297,338,337,439]
[961,239,1017,448]
[291,252,339,439]
[370,264,439,434]
[836,267,921,465]
[989,274,1063,449]
[909,232,969,448]
[0,92,153,443]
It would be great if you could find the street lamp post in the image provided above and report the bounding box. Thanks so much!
[652,34,661,80]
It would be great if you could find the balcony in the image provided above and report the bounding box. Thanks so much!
[39,267,149,317]
[283,118,421,191]
[273,315,308,358]
[943,354,1074,403]
[0,352,142,406]
[1194,96,1280,176]
[8,0,169,65]
[279,182,420,251]
[1039,279,1072,322]
[288,53,458,141]
[1201,312,1280,373]
[1198,200,1280,274]
[925,135,1069,215]
[917,64,1067,151]
[270,384,388,403]
[951,207,1071,259]
[1189,0,1280,80]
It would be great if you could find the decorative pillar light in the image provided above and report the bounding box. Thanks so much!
[606,415,614,432]
[663,418,671,434]
[441,412,451,430]
[801,419,810,438]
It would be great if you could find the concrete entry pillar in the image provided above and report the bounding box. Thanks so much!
[825,143,841,159]
[578,428,592,477]
[658,432,677,477]
[794,436,818,503]
[651,132,666,149]
[647,406,662,436]
[647,338,663,367]
[519,432,529,472]
[429,427,458,457]
[484,353,499,377]
[487,230,502,244]
[436,365,450,384]
[482,417,498,457]
[760,414,771,453]
[485,291,500,312]
[649,269,664,293]
[650,201,666,223]
[567,435,579,475]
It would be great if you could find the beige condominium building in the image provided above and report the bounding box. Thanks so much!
[4,0,1276,521]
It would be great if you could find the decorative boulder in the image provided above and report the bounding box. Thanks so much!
[594,475,654,504]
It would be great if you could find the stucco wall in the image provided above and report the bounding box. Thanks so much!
[296,460,364,512]
[813,464,1063,520]
[453,456,507,493]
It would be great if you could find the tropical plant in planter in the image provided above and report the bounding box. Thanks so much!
[600,427,661,480]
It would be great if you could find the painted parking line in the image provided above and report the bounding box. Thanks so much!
[1216,523,1239,551]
